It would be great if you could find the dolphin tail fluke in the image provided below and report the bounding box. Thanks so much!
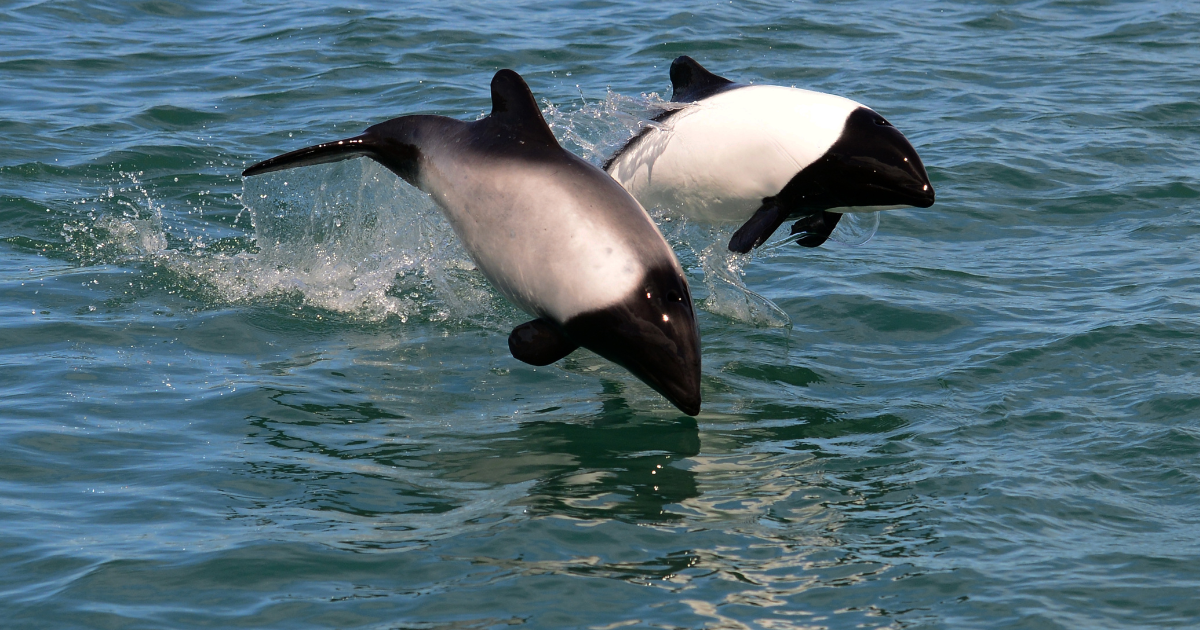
[242,132,421,186]
[728,197,789,253]
[243,135,377,177]
[509,319,579,366]
[790,211,843,248]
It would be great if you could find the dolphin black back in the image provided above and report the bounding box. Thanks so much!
[243,71,568,186]
[478,69,561,149]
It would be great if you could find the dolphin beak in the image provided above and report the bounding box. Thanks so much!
[816,106,935,209]
[563,266,702,416]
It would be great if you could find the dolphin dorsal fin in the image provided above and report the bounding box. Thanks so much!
[670,56,736,102]
[488,69,560,147]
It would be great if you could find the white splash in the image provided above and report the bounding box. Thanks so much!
[73,163,500,324]
[63,171,169,259]
[215,159,496,322]
[830,211,880,246]
[541,89,678,166]
[65,94,880,330]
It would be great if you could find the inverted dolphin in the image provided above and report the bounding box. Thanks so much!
[244,70,702,415]
[604,56,935,253]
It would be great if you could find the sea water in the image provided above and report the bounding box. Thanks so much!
[2,1,1199,628]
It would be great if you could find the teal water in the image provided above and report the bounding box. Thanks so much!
[3,1,1200,628]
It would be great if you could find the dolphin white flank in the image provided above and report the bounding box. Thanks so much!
[605,56,935,253]
[244,70,702,415]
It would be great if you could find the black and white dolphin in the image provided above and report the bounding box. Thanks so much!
[243,70,702,415]
[604,56,935,253]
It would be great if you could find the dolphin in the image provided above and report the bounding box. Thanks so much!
[243,70,702,415]
[604,56,935,253]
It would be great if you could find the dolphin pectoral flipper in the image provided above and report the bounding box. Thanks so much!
[790,211,843,248]
[728,197,789,253]
[508,319,579,366]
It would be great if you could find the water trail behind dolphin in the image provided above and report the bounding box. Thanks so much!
[235,159,502,324]
[59,160,507,326]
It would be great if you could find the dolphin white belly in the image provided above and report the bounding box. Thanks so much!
[610,85,856,223]
[244,70,702,415]
[418,148,661,323]
[605,56,935,252]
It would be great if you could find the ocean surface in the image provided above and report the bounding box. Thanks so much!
[2,1,1199,628]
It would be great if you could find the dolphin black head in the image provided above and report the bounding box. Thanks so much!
[780,106,935,211]
[561,265,701,416]
[728,103,938,252]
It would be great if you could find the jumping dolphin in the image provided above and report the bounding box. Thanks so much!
[604,56,935,253]
[244,70,702,415]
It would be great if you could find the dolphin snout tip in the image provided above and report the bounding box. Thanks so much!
[650,347,702,416]
[667,384,702,416]
[624,322,702,417]
[652,330,702,416]
[915,180,936,207]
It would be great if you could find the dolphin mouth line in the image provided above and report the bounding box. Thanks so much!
[798,184,933,214]
[858,181,936,207]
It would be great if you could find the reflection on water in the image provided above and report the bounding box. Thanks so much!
[446,385,703,523]
[236,383,705,534]
[230,378,937,604]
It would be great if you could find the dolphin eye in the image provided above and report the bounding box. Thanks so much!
[666,290,682,303]
[874,117,892,127]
